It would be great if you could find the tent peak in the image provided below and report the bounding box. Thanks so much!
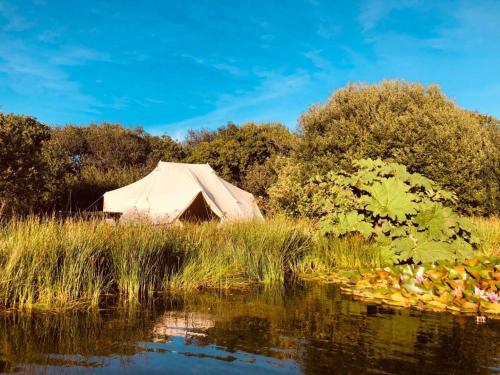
[157,161,214,169]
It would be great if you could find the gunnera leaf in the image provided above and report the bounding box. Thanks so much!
[396,232,473,263]
[414,205,456,240]
[362,178,418,222]
[334,211,374,239]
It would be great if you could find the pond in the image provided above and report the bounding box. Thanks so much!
[1,282,499,374]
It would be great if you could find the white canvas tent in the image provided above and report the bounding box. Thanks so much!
[103,162,263,223]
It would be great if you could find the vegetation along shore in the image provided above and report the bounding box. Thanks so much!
[1,81,499,315]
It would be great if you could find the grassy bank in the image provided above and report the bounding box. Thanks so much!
[0,217,310,310]
[0,216,498,311]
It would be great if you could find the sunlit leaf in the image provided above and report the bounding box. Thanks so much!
[362,178,418,222]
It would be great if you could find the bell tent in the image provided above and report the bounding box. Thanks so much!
[103,162,263,223]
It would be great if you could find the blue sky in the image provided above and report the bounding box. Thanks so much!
[0,0,498,138]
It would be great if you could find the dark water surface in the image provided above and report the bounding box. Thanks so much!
[1,283,499,374]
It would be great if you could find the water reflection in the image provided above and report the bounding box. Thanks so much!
[0,283,499,374]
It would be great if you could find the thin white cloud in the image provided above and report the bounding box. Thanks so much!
[304,49,333,70]
[358,0,417,32]
[177,53,246,76]
[37,30,59,43]
[0,33,118,121]
[355,0,500,116]
[155,70,311,135]
[50,46,111,66]
[0,0,31,31]
[212,63,244,76]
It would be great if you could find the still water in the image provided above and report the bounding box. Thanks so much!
[1,282,499,374]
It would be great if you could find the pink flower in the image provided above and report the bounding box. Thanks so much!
[415,275,424,284]
[487,292,499,303]
[452,286,463,298]
[414,267,425,284]
[400,274,409,282]
[474,286,486,300]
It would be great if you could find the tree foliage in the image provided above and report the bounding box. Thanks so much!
[186,122,297,201]
[1,79,498,218]
[0,114,50,216]
[298,80,499,215]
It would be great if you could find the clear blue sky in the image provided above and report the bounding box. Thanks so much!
[0,0,498,138]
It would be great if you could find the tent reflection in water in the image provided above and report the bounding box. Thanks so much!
[103,162,264,223]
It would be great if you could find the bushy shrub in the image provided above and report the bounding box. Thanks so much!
[298,80,499,215]
[0,114,50,216]
[274,158,478,263]
[186,122,297,200]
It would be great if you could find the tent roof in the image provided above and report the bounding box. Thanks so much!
[103,162,263,223]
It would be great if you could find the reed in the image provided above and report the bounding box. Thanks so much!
[471,216,500,257]
[0,217,310,310]
[296,234,385,275]
[169,220,311,289]
[1,216,497,310]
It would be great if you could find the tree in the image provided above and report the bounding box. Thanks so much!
[0,114,50,216]
[145,134,188,167]
[41,127,82,211]
[186,122,297,201]
[298,80,500,215]
[82,123,150,170]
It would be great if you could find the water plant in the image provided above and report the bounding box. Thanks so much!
[337,256,500,315]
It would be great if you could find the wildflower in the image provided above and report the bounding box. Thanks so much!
[393,283,401,289]
[474,286,486,300]
[400,274,409,282]
[487,292,499,303]
[414,267,425,284]
[415,275,424,284]
[451,286,463,298]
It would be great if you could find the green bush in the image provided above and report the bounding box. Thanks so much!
[298,80,500,215]
[186,122,297,200]
[275,158,479,263]
[0,114,50,216]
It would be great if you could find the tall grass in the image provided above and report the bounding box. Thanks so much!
[296,235,385,274]
[0,217,310,310]
[1,216,497,310]
[170,220,310,289]
[472,216,500,257]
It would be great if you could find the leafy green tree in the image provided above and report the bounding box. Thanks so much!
[0,114,50,216]
[41,128,81,211]
[82,123,150,170]
[298,80,499,215]
[186,122,297,200]
[41,123,152,211]
[476,114,500,215]
[145,134,188,167]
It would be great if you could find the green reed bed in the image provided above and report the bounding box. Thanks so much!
[296,235,385,275]
[1,216,497,311]
[471,216,500,257]
[0,217,310,310]
[170,220,310,289]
